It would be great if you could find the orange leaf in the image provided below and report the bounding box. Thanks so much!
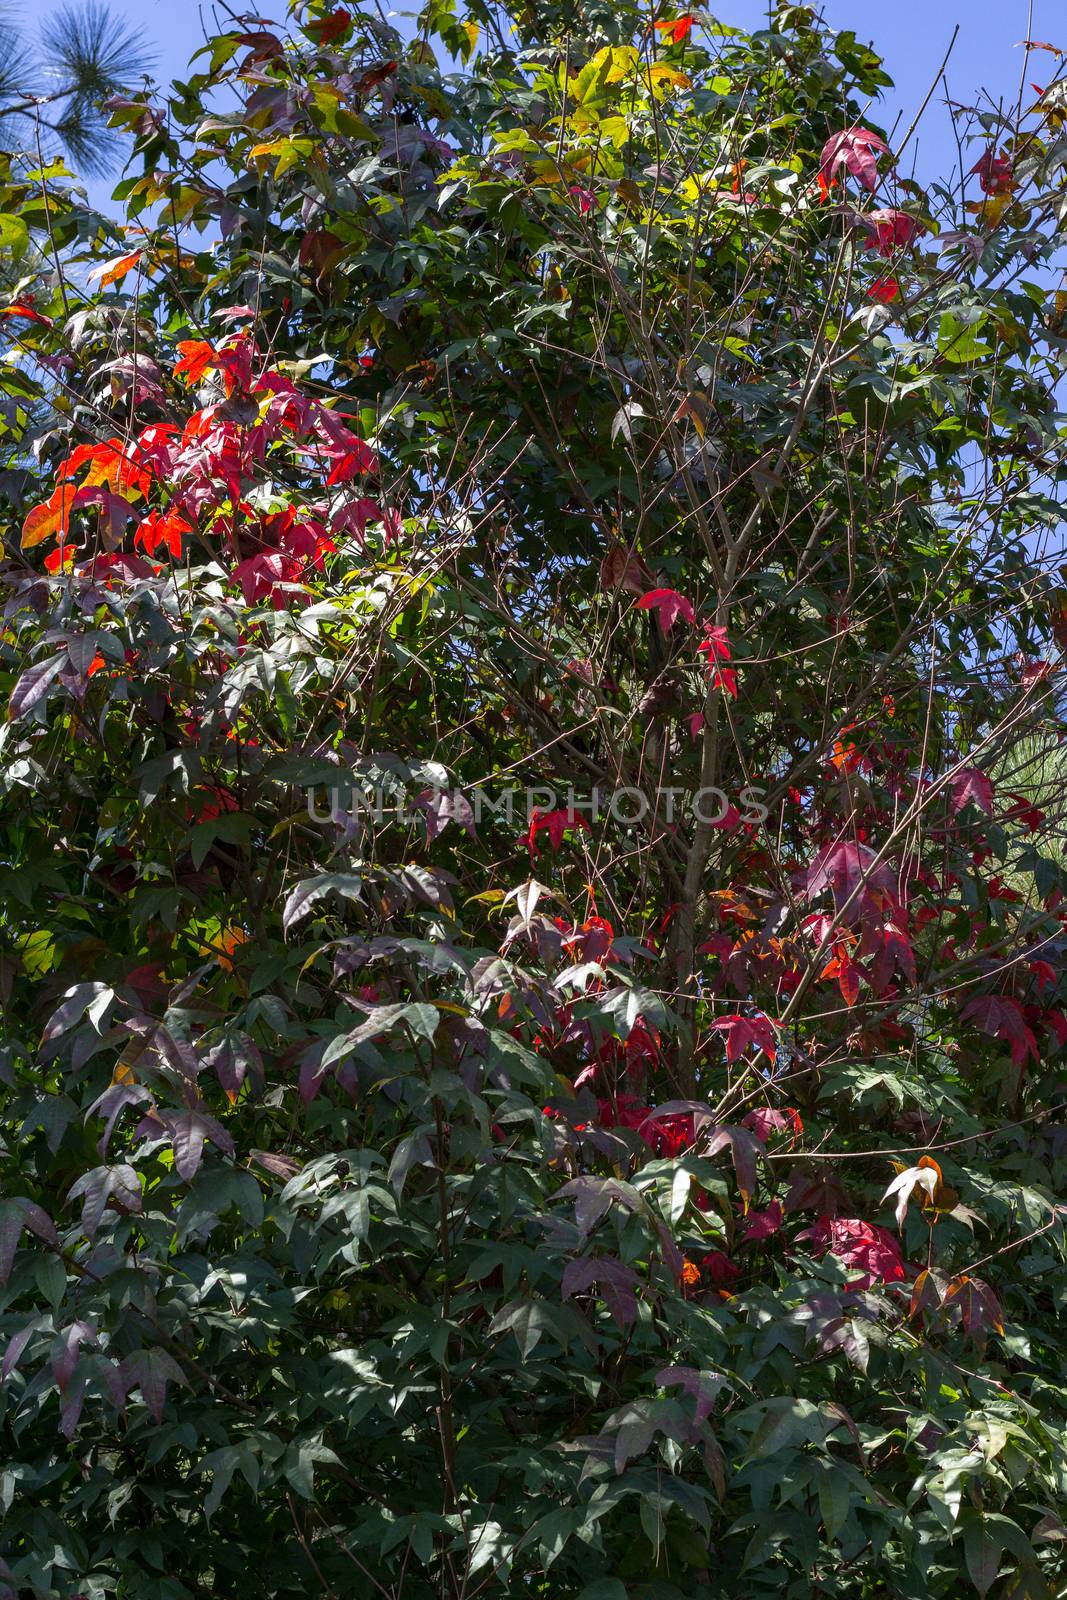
[0,302,53,327]
[21,483,76,549]
[86,249,143,289]
[174,340,217,386]
[59,437,152,498]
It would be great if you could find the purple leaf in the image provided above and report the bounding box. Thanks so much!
[655,1366,728,1425]
[950,765,994,815]
[164,1111,234,1181]
[7,653,66,720]
[0,1198,59,1283]
[555,1176,643,1237]
[67,1165,141,1236]
[3,1317,45,1380]
[561,1255,641,1328]
[120,1347,188,1422]
[52,1320,95,1388]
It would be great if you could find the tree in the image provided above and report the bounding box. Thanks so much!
[0,2,153,176]
[0,3,1066,1597]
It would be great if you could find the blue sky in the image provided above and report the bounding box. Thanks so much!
[84,0,1059,207]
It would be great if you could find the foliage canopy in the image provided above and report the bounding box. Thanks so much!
[0,3,1066,1597]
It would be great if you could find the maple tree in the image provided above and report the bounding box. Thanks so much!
[0,3,1066,1598]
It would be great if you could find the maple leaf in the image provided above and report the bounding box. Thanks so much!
[21,484,77,550]
[859,208,924,257]
[0,301,54,326]
[86,250,144,289]
[231,551,307,609]
[699,1249,740,1287]
[524,808,592,854]
[950,765,994,814]
[635,587,697,634]
[961,993,1039,1068]
[600,541,653,595]
[1046,1009,1067,1049]
[742,1106,803,1145]
[821,944,862,1006]
[1029,958,1057,993]
[306,8,353,44]
[312,405,379,479]
[704,1124,764,1208]
[819,126,890,193]
[77,552,155,583]
[59,438,152,498]
[798,1217,907,1287]
[697,623,731,662]
[561,1255,641,1329]
[174,340,217,386]
[867,276,899,303]
[971,149,1014,196]
[869,918,916,994]
[802,839,896,919]
[941,1274,1005,1339]
[709,1012,777,1063]
[1003,791,1045,830]
[738,1200,782,1244]
[568,185,597,214]
[353,59,397,95]
[654,14,695,44]
[299,229,344,282]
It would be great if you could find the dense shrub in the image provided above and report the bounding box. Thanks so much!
[0,4,1066,1596]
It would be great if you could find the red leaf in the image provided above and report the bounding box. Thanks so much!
[819,126,889,193]
[86,249,143,289]
[306,8,352,44]
[699,1249,740,1287]
[951,765,994,814]
[738,1200,782,1244]
[600,541,653,595]
[697,623,731,662]
[942,1274,1004,1338]
[298,229,344,280]
[136,508,191,559]
[523,808,592,853]
[654,14,695,43]
[971,149,1014,195]
[21,484,76,550]
[353,60,397,95]
[821,945,861,1006]
[635,587,697,634]
[859,208,924,257]
[960,993,1039,1068]
[799,1217,907,1288]
[742,1106,803,1145]
[709,1012,777,1063]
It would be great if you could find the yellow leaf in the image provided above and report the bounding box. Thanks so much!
[647,62,692,94]
[966,193,1013,229]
